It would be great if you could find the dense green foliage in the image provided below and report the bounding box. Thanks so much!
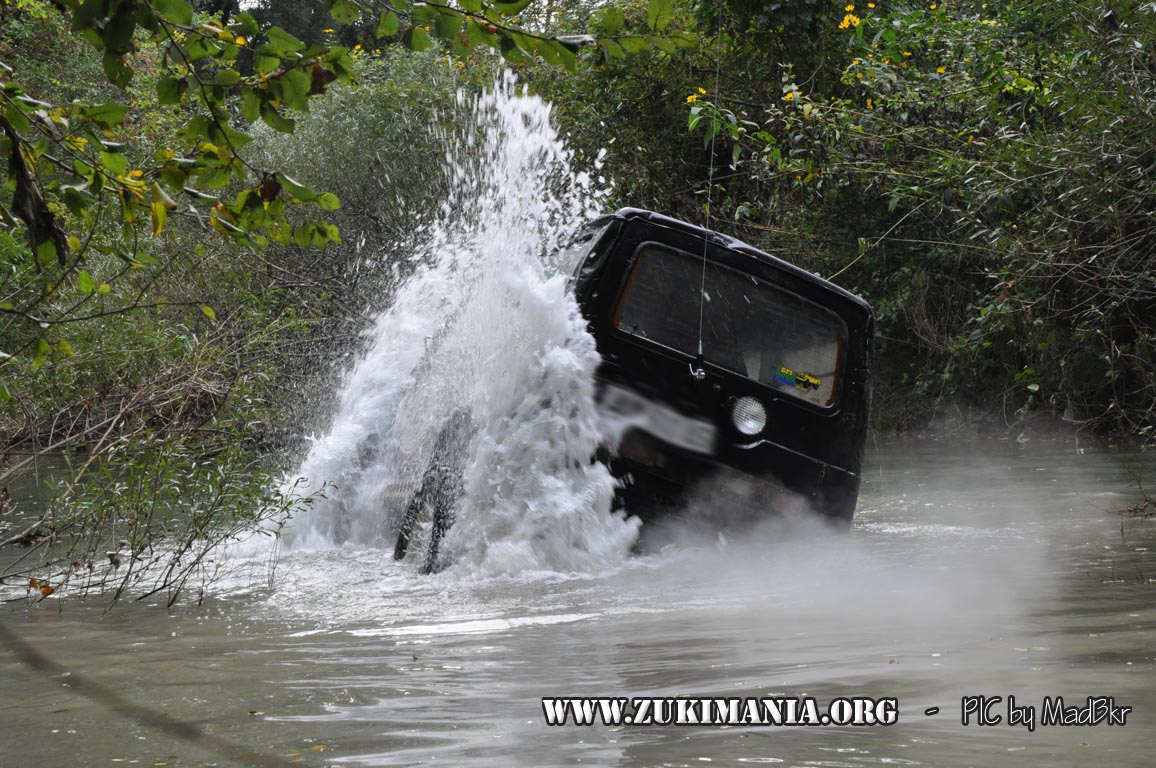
[533,0,1156,436]
[2,0,1154,600]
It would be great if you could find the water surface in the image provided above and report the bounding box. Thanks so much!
[3,439,1154,768]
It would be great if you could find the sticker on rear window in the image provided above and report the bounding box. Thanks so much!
[773,366,822,392]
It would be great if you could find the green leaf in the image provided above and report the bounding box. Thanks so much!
[404,26,434,52]
[260,102,295,133]
[201,305,217,322]
[493,0,533,13]
[153,0,194,25]
[72,0,103,32]
[459,0,483,12]
[329,0,360,25]
[0,380,10,403]
[213,69,241,86]
[4,104,31,131]
[99,150,129,177]
[277,173,316,202]
[375,11,400,38]
[597,39,624,60]
[597,8,625,36]
[157,76,183,105]
[646,0,675,32]
[151,199,168,236]
[537,39,563,66]
[103,8,136,54]
[233,13,260,36]
[31,339,50,372]
[265,27,305,56]
[256,54,280,76]
[465,19,496,48]
[619,36,649,54]
[278,67,311,111]
[36,241,58,269]
[77,270,95,294]
[81,102,129,129]
[316,192,341,210]
[434,9,462,41]
[102,53,133,88]
[241,88,262,122]
[56,339,74,358]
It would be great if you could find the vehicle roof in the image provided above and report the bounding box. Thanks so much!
[612,208,873,316]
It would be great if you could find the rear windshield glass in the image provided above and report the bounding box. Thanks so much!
[614,244,845,406]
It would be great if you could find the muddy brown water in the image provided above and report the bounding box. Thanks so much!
[2,437,1154,768]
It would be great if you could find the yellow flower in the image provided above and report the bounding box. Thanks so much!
[903,50,912,57]
[936,65,946,74]
[784,91,796,100]
[845,3,855,10]
[235,35,247,46]
[867,2,875,7]
[687,93,698,104]
[866,97,874,109]
[698,87,707,95]
[929,2,937,8]
[323,28,335,33]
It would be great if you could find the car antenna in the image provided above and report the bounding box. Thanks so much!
[692,0,725,383]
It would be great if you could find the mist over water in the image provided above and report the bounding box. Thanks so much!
[283,73,639,575]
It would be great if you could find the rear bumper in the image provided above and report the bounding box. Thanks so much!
[610,429,861,523]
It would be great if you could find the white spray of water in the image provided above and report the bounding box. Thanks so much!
[283,73,639,575]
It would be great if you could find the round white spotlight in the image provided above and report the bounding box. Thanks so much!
[731,396,767,436]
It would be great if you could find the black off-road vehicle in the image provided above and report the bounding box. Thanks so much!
[561,208,873,525]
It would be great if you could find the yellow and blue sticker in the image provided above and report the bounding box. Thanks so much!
[773,366,822,392]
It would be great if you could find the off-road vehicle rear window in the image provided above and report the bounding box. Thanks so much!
[614,244,845,407]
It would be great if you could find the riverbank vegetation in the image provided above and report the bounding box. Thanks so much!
[2,0,1154,598]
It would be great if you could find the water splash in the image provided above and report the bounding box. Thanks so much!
[283,73,639,575]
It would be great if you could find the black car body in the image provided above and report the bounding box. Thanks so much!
[561,208,874,525]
